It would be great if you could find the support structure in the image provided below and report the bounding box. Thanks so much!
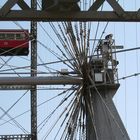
[0,76,82,85]
[86,35,130,140]
[30,0,37,139]
[0,1,137,140]
[86,85,130,140]
[0,0,139,21]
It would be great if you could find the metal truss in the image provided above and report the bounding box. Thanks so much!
[0,0,139,22]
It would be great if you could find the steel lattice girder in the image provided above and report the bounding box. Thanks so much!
[0,0,140,22]
[0,11,140,22]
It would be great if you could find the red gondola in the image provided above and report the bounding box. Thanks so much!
[0,29,29,56]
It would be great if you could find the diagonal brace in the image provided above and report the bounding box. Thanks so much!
[0,0,19,16]
[17,0,31,10]
[88,0,105,11]
[0,0,31,16]
[137,8,140,18]
[89,0,125,17]
[106,0,124,16]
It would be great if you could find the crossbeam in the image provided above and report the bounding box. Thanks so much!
[0,11,140,22]
[0,76,82,85]
[0,0,139,22]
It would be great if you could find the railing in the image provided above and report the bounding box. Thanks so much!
[0,134,32,140]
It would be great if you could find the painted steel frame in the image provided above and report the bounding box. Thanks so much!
[0,1,137,140]
[0,0,139,22]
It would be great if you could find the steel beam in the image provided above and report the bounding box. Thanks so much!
[17,1,31,10]
[0,0,19,16]
[0,76,82,85]
[30,0,37,139]
[0,11,140,22]
[0,0,139,22]
[106,0,124,16]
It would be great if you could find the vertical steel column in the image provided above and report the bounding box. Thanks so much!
[31,0,37,140]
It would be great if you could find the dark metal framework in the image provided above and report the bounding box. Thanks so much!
[0,0,138,140]
[0,0,140,22]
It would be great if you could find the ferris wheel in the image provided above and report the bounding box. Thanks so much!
[0,0,139,140]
